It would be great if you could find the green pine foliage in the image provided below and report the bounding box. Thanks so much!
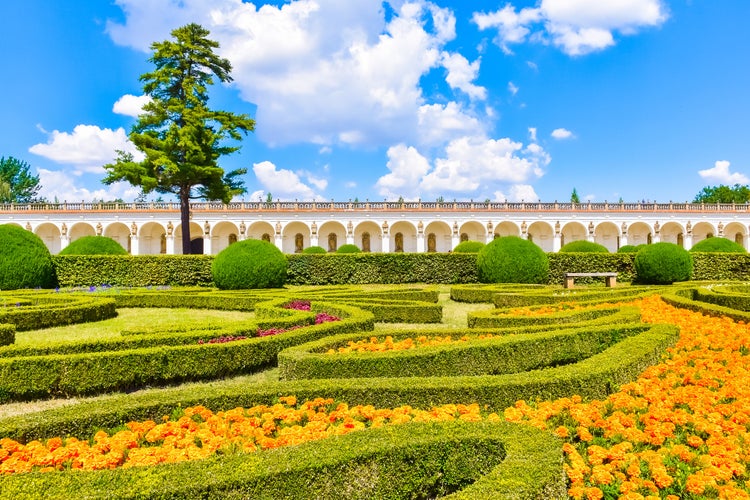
[476,236,549,284]
[212,239,287,289]
[559,240,609,253]
[0,224,55,289]
[302,246,327,254]
[453,240,485,253]
[59,236,128,255]
[689,237,746,253]
[634,242,693,284]
[336,244,361,254]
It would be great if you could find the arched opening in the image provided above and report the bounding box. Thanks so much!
[262,233,271,242]
[228,234,237,245]
[736,233,744,246]
[460,232,468,242]
[190,238,204,254]
[677,233,684,247]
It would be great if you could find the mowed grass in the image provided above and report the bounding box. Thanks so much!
[374,288,494,331]
[14,308,256,346]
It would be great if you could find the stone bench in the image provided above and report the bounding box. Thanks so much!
[563,272,617,289]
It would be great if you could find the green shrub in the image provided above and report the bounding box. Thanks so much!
[559,240,609,253]
[302,245,327,254]
[476,236,549,284]
[212,239,287,289]
[689,237,746,253]
[59,236,127,255]
[634,242,693,284]
[335,244,361,253]
[0,224,55,289]
[453,240,485,253]
[617,245,643,253]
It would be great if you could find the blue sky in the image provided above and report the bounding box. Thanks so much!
[1,0,748,203]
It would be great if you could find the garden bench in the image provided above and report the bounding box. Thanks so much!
[563,272,617,289]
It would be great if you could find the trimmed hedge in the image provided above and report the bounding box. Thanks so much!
[58,235,127,255]
[0,293,117,331]
[0,421,565,500]
[547,252,636,285]
[477,237,549,284]
[278,322,652,380]
[302,245,327,254]
[467,305,633,328]
[213,239,287,289]
[689,237,746,253]
[558,240,609,253]
[634,243,693,284]
[336,243,361,253]
[0,223,56,290]
[453,240,485,253]
[53,255,214,287]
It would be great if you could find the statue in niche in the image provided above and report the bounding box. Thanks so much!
[166,221,173,236]
[228,234,238,245]
[718,221,724,235]
[381,221,389,234]
[487,221,493,233]
[328,233,337,252]
[61,223,68,236]
[685,221,692,235]
[520,221,527,234]
[25,222,31,231]
[588,221,594,235]
[555,221,561,235]
[238,221,245,236]
[394,232,404,252]
[460,232,468,242]
[130,222,137,236]
[295,233,304,253]
[347,221,353,235]
[621,222,628,235]
[453,221,458,235]
[427,233,436,252]
[262,233,271,242]
[275,221,282,235]
[653,221,660,234]
[204,221,210,236]
[417,220,424,233]
[310,221,317,235]
[362,232,371,252]
[96,222,103,236]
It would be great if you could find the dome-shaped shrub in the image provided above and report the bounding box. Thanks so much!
[634,242,693,284]
[617,245,643,253]
[453,240,485,253]
[689,237,746,253]
[559,240,609,253]
[477,236,549,284]
[336,244,361,254]
[212,239,287,289]
[0,224,55,289]
[302,245,327,254]
[59,235,127,255]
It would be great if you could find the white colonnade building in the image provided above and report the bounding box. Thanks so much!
[1,200,749,255]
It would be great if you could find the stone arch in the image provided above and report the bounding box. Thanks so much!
[594,222,620,252]
[458,221,485,242]
[318,221,346,253]
[103,222,130,252]
[212,221,239,254]
[494,221,520,238]
[34,222,61,254]
[460,233,468,242]
[69,222,96,244]
[282,221,312,253]
[527,221,554,252]
[139,222,168,255]
[174,222,203,255]
[660,222,684,247]
[628,222,652,246]
[724,222,746,249]
[390,221,417,252]
[560,221,587,248]
[355,221,381,252]
[692,222,716,246]
[425,221,451,252]
[247,221,275,242]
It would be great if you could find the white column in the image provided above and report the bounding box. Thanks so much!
[416,233,425,252]
[652,233,661,244]
[130,235,139,255]
[346,234,354,245]
[203,234,212,255]
[382,234,390,253]
[620,234,628,247]
[166,235,175,254]
[453,234,461,249]
[60,235,69,251]
[684,234,693,250]
[553,233,562,252]
[311,234,319,247]
[274,234,283,251]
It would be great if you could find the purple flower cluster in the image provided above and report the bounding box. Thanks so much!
[257,311,341,337]
[282,300,311,311]
[197,335,248,345]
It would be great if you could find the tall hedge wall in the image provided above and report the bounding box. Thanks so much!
[51,251,750,287]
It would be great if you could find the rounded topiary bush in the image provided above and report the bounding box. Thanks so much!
[477,236,549,284]
[559,240,609,253]
[336,244,361,254]
[212,239,287,289]
[453,240,485,253]
[0,224,55,289]
[689,237,746,253]
[59,236,127,255]
[617,245,643,253]
[634,242,693,284]
[302,245,327,254]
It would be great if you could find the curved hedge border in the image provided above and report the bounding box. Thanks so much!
[0,421,565,500]
[0,293,117,331]
[467,305,627,328]
[278,321,653,380]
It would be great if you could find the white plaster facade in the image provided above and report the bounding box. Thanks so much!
[1,200,748,255]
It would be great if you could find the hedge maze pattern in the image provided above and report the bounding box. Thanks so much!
[0,282,746,498]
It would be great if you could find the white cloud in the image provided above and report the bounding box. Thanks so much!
[36,169,141,203]
[106,0,489,148]
[303,172,328,191]
[440,52,486,100]
[473,0,668,56]
[376,135,550,199]
[508,81,519,95]
[252,161,321,200]
[112,94,151,117]
[528,127,537,142]
[416,102,484,146]
[344,181,357,189]
[494,184,539,202]
[698,160,749,185]
[29,125,142,173]
[551,127,575,139]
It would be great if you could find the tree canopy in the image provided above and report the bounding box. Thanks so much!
[103,23,255,254]
[693,184,750,204]
[570,188,580,204]
[0,157,42,203]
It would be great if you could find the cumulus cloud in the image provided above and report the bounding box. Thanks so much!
[698,160,749,184]
[29,125,143,173]
[106,0,488,148]
[36,169,141,203]
[375,135,550,200]
[508,81,519,95]
[473,0,668,56]
[494,184,540,202]
[112,94,151,117]
[551,127,575,139]
[252,161,323,200]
